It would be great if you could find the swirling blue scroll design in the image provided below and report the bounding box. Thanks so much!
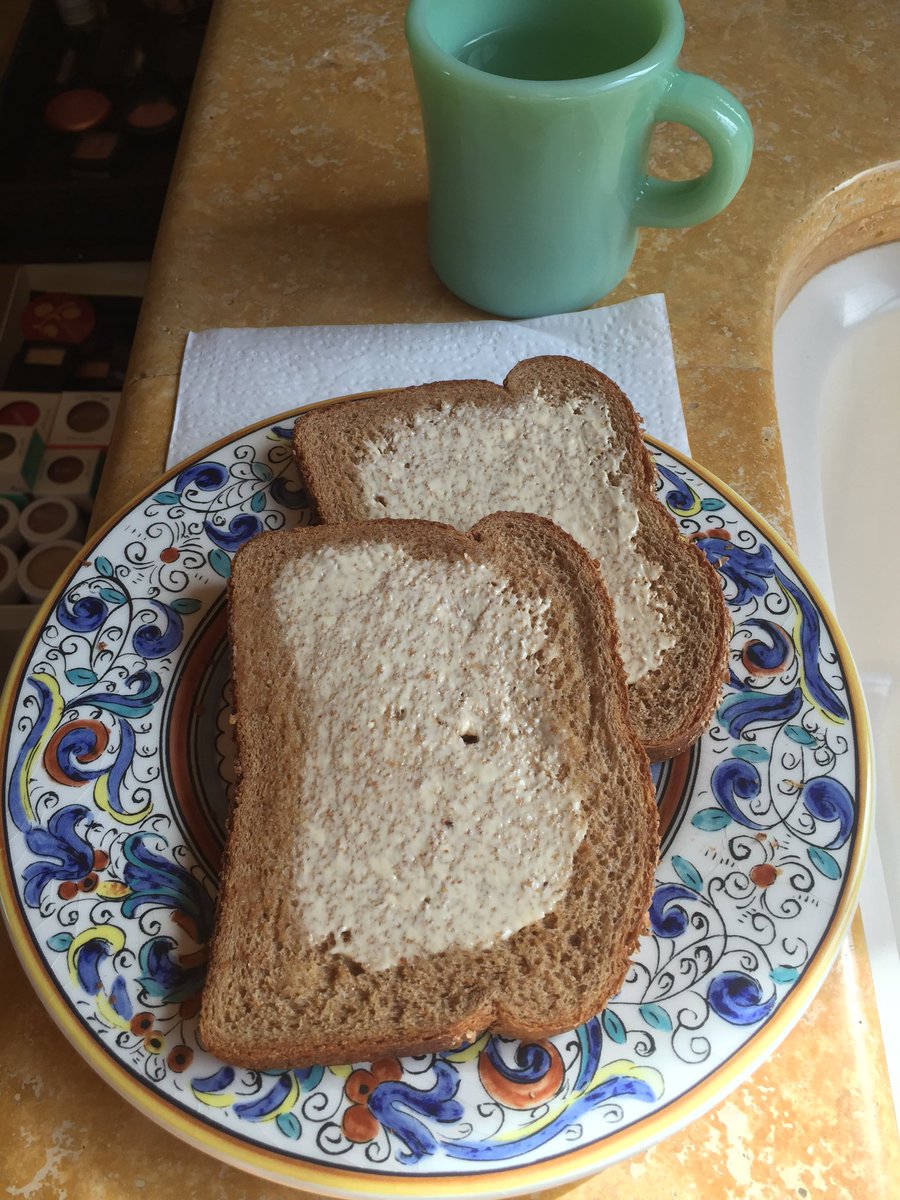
[573,1016,603,1091]
[710,759,767,830]
[441,1073,659,1163]
[120,833,213,1007]
[9,674,60,831]
[741,618,793,674]
[233,1072,300,1122]
[481,1038,553,1085]
[21,804,93,906]
[657,464,701,516]
[75,936,115,993]
[799,777,854,849]
[649,883,698,937]
[368,1061,464,1163]
[56,591,108,634]
[270,474,308,509]
[137,936,206,1005]
[773,566,848,722]
[120,831,215,941]
[91,720,141,824]
[74,670,161,721]
[696,534,776,605]
[132,601,183,659]
[707,972,776,1026]
[173,461,229,494]
[717,686,803,739]
[203,513,263,553]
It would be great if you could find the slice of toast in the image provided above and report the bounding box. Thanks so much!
[200,513,657,1068]
[293,356,730,760]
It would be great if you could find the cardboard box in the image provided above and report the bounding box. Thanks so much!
[33,447,104,512]
[49,391,120,448]
[0,391,60,446]
[0,425,42,492]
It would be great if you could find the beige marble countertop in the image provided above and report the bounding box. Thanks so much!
[2,0,900,1195]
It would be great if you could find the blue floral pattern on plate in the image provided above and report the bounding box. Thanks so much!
[0,418,867,1191]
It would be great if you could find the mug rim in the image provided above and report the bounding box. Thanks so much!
[405,0,685,94]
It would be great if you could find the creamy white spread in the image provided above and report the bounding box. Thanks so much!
[272,543,586,971]
[356,392,673,683]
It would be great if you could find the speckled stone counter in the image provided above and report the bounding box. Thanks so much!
[3,0,899,1195]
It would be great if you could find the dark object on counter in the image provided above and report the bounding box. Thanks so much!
[70,337,131,389]
[43,87,112,133]
[71,354,112,384]
[53,0,101,32]
[124,92,181,136]
[21,293,97,344]
[5,344,74,392]
[70,130,124,177]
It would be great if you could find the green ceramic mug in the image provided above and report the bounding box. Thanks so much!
[406,0,753,317]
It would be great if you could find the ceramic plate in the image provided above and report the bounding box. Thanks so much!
[0,401,870,1198]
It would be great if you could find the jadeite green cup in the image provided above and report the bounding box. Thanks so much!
[406,0,753,318]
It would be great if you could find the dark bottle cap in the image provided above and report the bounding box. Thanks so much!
[44,88,112,133]
[124,93,181,135]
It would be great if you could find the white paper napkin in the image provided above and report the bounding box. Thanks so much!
[168,295,688,467]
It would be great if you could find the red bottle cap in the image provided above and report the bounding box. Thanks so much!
[44,88,112,133]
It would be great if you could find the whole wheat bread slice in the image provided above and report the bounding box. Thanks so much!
[200,513,657,1068]
[293,356,730,760]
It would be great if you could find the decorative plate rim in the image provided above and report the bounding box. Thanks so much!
[0,393,873,1199]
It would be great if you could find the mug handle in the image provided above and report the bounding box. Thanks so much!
[634,71,753,228]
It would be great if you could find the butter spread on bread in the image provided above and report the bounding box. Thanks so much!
[353,391,673,684]
[271,541,586,971]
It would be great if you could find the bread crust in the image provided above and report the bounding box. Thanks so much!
[293,356,730,762]
[200,514,658,1068]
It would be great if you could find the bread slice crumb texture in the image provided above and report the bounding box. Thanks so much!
[201,513,657,1067]
[271,541,586,971]
[342,391,672,684]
